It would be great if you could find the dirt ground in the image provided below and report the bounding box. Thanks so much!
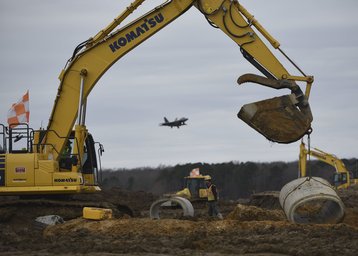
[0,186,357,256]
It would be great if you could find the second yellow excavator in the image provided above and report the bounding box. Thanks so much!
[299,141,357,189]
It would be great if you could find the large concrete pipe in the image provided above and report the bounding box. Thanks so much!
[149,196,194,219]
[279,177,345,224]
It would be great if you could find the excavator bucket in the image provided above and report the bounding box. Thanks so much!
[237,74,313,144]
[238,94,312,143]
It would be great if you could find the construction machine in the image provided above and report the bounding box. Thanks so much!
[299,141,356,189]
[151,169,211,219]
[176,175,208,201]
[0,0,314,196]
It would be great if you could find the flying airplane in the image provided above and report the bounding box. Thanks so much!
[160,117,188,128]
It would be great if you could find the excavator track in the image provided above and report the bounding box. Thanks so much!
[0,187,156,226]
[0,196,132,225]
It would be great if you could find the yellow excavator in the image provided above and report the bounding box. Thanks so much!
[299,141,357,189]
[0,0,314,196]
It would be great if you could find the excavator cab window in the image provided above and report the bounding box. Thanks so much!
[82,134,98,175]
[82,133,101,185]
[185,178,206,199]
[58,133,98,175]
[333,173,347,187]
[59,137,76,171]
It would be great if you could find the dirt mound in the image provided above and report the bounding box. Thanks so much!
[246,191,281,209]
[339,185,358,207]
[1,186,358,255]
[39,217,358,256]
[226,204,285,221]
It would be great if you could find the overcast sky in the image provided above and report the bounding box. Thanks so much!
[1,0,357,169]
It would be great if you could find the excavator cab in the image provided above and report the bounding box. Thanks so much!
[53,131,102,186]
[333,173,349,189]
[185,176,208,199]
[0,123,102,195]
[176,175,208,201]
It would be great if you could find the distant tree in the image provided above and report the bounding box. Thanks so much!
[102,175,120,188]
[100,158,358,199]
[127,176,135,191]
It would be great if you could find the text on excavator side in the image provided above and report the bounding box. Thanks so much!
[109,13,164,53]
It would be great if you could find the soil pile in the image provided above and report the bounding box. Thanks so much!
[226,204,285,221]
[41,217,358,255]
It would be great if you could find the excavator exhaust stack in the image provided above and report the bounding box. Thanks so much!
[237,74,313,143]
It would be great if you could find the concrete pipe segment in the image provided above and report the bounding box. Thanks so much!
[150,196,194,219]
[279,177,345,224]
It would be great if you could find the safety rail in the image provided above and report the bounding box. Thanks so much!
[0,123,34,154]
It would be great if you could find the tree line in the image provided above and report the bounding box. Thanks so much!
[100,159,358,200]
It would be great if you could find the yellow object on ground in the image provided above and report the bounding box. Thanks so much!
[83,207,113,220]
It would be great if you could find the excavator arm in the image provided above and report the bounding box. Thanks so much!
[44,0,314,162]
[195,0,313,143]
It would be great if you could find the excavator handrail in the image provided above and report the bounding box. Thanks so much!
[0,124,6,153]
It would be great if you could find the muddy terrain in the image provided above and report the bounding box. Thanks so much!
[0,187,357,256]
